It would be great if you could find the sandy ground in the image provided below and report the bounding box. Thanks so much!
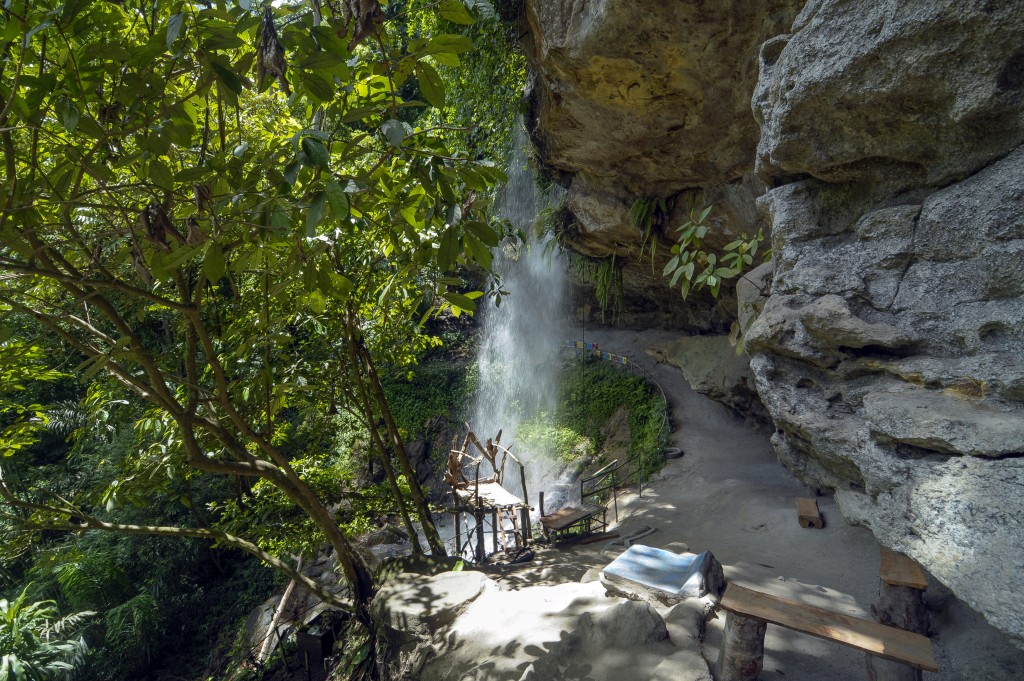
[483,328,1024,681]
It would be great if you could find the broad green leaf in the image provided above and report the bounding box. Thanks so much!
[425,34,474,55]
[55,97,79,132]
[431,51,461,68]
[166,12,185,48]
[209,57,242,95]
[305,192,326,234]
[438,0,477,25]
[300,72,335,102]
[415,62,446,108]
[61,0,93,26]
[464,233,492,270]
[301,138,331,169]
[325,180,349,219]
[465,220,500,247]
[306,290,327,314]
[200,23,244,51]
[149,159,173,190]
[437,228,459,271]
[442,291,478,313]
[204,242,226,281]
[381,119,405,148]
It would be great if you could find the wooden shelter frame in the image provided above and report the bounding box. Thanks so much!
[446,428,532,562]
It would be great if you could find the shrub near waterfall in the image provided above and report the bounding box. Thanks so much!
[516,357,666,477]
[631,201,767,299]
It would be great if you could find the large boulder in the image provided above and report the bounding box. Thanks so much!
[520,0,1024,647]
[746,0,1024,645]
[371,570,713,681]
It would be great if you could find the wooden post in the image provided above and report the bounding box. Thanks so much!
[491,508,499,554]
[717,611,767,681]
[519,465,529,517]
[520,507,531,546]
[454,511,461,559]
[539,491,545,518]
[867,548,928,681]
[474,508,485,563]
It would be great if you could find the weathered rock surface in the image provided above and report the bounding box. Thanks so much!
[523,0,1024,649]
[646,335,768,423]
[525,0,802,331]
[745,0,1024,646]
[372,570,713,681]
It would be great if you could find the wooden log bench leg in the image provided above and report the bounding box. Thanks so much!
[718,610,767,681]
[868,549,929,681]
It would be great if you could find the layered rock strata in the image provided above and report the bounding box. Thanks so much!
[524,0,803,331]
[744,0,1024,644]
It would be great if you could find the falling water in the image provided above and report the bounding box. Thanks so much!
[469,127,570,514]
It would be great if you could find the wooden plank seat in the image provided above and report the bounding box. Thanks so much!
[718,582,937,681]
[540,502,607,542]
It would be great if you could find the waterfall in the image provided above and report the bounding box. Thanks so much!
[469,127,570,513]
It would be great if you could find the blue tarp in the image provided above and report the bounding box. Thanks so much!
[601,544,711,598]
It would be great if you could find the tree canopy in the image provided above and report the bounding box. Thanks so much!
[0,0,512,665]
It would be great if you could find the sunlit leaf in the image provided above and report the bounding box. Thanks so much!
[381,119,405,148]
[415,61,446,108]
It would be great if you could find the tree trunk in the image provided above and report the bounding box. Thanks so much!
[718,611,767,681]
[866,581,927,681]
[355,338,446,556]
[342,321,424,554]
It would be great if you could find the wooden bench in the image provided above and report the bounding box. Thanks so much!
[540,501,607,543]
[717,582,937,681]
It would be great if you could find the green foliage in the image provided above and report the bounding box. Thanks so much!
[630,196,669,269]
[382,360,477,439]
[518,358,667,477]
[516,420,592,464]
[570,254,624,323]
[0,343,65,458]
[406,0,527,162]
[0,0,507,617]
[659,205,767,299]
[0,585,92,681]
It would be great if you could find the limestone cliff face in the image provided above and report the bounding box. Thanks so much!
[746,0,1024,645]
[523,0,1024,645]
[523,0,803,331]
